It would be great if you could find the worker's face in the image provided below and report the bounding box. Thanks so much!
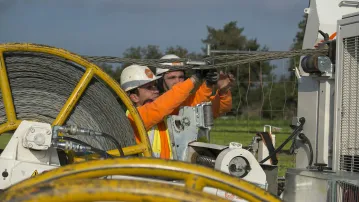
[130,81,159,107]
[163,71,185,91]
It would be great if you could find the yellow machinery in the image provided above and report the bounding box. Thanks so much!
[0,158,278,202]
[0,43,151,158]
[0,43,280,201]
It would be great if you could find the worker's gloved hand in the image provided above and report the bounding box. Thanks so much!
[193,69,205,81]
[204,69,219,86]
[194,69,219,86]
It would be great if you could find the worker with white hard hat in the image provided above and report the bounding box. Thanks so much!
[156,54,234,118]
[120,64,217,159]
[155,54,187,93]
[121,64,162,106]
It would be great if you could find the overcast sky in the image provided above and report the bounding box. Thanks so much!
[0,0,308,54]
[0,0,309,76]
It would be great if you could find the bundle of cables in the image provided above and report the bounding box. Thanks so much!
[53,125,125,160]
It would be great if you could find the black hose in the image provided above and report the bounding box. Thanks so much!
[299,133,313,167]
[259,118,305,164]
[58,125,125,157]
[318,30,329,41]
[95,132,125,157]
[56,136,114,159]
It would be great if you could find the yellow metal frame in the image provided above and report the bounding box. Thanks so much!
[4,158,281,202]
[0,43,152,157]
[1,179,230,202]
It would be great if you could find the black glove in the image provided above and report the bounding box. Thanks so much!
[194,69,218,80]
[204,69,219,86]
[194,69,206,81]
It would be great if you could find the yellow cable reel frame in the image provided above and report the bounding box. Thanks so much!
[1,158,281,202]
[0,43,152,158]
[0,43,282,202]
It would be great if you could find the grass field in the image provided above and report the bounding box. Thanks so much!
[0,118,295,176]
[210,117,295,176]
[211,118,293,149]
[0,133,11,149]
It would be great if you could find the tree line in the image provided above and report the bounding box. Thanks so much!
[98,17,307,120]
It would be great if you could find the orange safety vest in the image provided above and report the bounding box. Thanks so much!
[126,110,173,159]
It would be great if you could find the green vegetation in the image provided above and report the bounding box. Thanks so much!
[0,133,11,149]
[277,153,296,177]
[211,118,295,176]
[211,118,292,150]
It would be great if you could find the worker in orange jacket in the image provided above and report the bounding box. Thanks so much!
[156,54,234,118]
[121,64,218,159]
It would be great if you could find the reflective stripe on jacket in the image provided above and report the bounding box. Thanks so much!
[148,119,173,159]
[126,110,172,159]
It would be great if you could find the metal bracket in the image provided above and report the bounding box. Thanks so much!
[264,125,281,134]
[294,66,302,81]
[167,102,214,161]
[338,1,359,7]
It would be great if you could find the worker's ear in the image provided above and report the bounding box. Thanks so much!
[129,93,140,103]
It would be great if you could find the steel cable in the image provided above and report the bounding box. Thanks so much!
[0,52,136,151]
[82,48,328,71]
[204,49,328,69]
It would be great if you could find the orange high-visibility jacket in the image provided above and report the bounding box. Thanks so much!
[170,82,232,118]
[210,90,232,118]
[126,80,232,159]
[126,78,199,159]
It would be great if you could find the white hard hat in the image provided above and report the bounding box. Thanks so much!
[156,54,184,76]
[120,64,161,92]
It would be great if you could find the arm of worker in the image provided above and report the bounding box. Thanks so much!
[210,71,235,118]
[187,82,213,104]
[169,82,213,116]
[170,69,219,115]
[210,90,232,118]
[127,76,199,131]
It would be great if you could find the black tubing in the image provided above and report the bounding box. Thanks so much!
[299,133,313,167]
[259,117,305,164]
[56,136,113,159]
[96,132,125,157]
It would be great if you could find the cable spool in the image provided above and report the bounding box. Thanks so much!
[1,52,136,151]
[301,54,320,73]
[301,54,332,74]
